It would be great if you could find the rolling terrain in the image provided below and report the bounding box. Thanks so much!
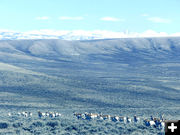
[0,37,180,134]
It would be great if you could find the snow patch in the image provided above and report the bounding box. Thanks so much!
[0,30,180,40]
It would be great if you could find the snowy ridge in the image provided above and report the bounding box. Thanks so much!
[0,37,180,63]
[0,29,180,40]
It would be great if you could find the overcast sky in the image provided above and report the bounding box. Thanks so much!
[0,0,179,34]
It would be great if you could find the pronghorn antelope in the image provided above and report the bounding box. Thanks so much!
[74,112,84,119]
[12,111,33,117]
[73,112,166,130]
[38,111,61,118]
[17,112,21,116]
[84,113,98,120]
[97,114,104,120]
[49,112,56,118]
[159,120,165,129]
[160,114,165,121]
[29,112,33,117]
[101,115,111,120]
[154,119,165,129]
[38,111,46,118]
[111,116,119,122]
[55,112,61,117]
[45,112,49,117]
[8,112,11,117]
[21,111,28,117]
[150,116,159,121]
[126,117,132,123]
[150,117,163,127]
[134,115,140,122]
[144,119,156,127]
[150,115,154,120]
[119,116,127,123]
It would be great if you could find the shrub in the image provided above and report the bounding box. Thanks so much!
[65,125,78,131]
[0,122,8,129]
[46,121,58,128]
[13,122,23,128]
[32,121,44,127]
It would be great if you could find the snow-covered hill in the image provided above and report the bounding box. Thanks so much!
[1,37,180,61]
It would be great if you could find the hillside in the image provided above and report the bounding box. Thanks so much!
[0,37,180,118]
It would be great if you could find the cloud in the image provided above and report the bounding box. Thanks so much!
[147,17,172,23]
[59,16,84,20]
[35,16,50,20]
[100,17,124,22]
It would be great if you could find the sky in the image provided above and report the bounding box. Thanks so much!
[0,0,180,34]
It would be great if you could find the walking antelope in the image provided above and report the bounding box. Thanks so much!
[55,112,61,117]
[45,112,49,117]
[38,111,46,118]
[50,112,56,118]
[74,112,83,119]
[8,111,32,117]
[97,114,104,120]
[150,116,154,120]
[134,115,140,122]
[8,112,11,117]
[160,114,165,121]
[111,116,119,122]
[154,119,165,129]
[84,113,98,120]
[119,116,127,123]
[144,119,156,127]
[127,117,132,123]
[159,120,165,129]
[28,112,33,117]
[19,111,32,117]
[102,115,111,120]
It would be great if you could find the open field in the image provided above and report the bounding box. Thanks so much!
[0,38,180,134]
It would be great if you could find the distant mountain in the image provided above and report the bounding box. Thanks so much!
[0,30,180,40]
[0,37,180,65]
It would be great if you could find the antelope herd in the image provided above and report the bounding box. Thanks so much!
[38,111,61,118]
[8,111,32,117]
[73,112,165,130]
[7,111,165,130]
[7,111,61,118]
